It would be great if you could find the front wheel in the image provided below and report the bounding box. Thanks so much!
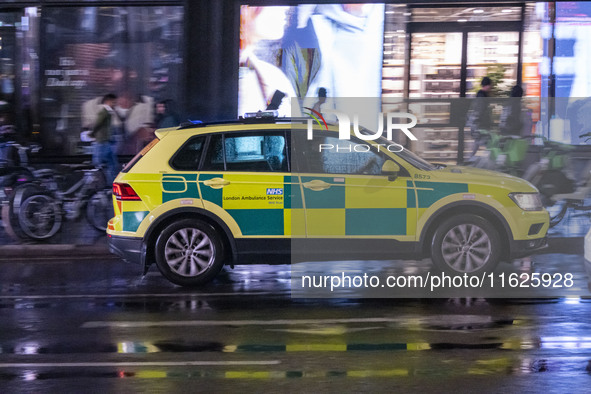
[3,184,61,242]
[431,214,501,275]
[155,219,225,286]
[17,193,62,240]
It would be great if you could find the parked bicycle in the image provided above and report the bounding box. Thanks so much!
[469,130,530,176]
[0,134,42,236]
[469,131,586,227]
[2,163,113,241]
[0,141,37,204]
[532,155,591,228]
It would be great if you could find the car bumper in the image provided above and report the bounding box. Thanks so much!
[510,237,548,259]
[108,234,143,265]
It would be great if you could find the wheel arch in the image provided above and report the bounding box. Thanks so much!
[419,201,513,261]
[142,207,237,270]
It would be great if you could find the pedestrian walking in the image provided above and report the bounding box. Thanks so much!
[90,93,120,184]
[467,77,493,159]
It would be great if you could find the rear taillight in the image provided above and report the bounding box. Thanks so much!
[113,183,141,201]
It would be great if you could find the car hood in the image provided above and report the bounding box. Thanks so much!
[430,165,539,193]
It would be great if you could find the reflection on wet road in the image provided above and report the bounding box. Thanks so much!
[0,254,590,392]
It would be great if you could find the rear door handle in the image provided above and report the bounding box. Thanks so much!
[303,179,331,191]
[203,177,230,189]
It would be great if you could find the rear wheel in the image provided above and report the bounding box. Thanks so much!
[155,219,225,286]
[431,214,501,275]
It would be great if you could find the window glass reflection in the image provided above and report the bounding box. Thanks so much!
[41,6,183,155]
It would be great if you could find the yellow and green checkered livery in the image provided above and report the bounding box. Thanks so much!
[107,121,549,286]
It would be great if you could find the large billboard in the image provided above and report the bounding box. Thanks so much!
[238,4,385,117]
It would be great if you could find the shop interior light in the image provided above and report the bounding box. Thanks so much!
[502,9,513,13]
[458,19,468,22]
[473,9,484,14]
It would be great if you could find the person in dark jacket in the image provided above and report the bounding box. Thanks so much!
[499,85,525,136]
[90,93,119,184]
[467,76,493,158]
[155,99,180,129]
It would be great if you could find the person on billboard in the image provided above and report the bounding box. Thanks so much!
[238,6,300,117]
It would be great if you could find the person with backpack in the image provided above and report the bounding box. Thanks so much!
[90,93,120,184]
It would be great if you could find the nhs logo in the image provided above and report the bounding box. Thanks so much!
[266,188,284,195]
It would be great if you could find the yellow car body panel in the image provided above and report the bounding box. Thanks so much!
[107,121,549,268]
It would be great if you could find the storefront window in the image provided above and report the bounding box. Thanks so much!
[410,6,522,23]
[40,6,183,155]
[382,4,408,99]
[0,7,39,137]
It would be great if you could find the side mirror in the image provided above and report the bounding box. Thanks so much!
[381,160,400,181]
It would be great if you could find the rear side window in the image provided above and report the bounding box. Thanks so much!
[202,131,288,172]
[121,138,160,173]
[170,136,206,171]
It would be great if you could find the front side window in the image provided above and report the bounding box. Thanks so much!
[299,135,389,175]
[202,131,288,172]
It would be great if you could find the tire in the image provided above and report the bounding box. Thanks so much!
[155,219,225,286]
[86,189,113,231]
[17,193,62,240]
[431,214,501,275]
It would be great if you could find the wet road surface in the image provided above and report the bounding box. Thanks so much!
[0,254,590,392]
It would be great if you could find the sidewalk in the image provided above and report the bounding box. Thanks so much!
[0,215,114,260]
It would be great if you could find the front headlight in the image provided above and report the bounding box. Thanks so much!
[509,192,544,211]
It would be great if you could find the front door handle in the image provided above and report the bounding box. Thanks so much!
[303,179,331,191]
[203,177,230,189]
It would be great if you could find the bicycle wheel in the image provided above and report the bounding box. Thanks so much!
[547,200,568,228]
[17,193,62,240]
[2,183,56,242]
[86,189,113,231]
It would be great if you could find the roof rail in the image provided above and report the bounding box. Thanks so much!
[177,116,314,130]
